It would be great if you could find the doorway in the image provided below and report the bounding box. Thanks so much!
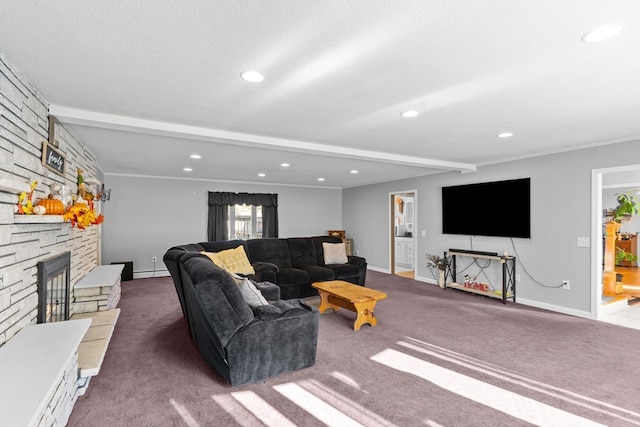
[591,164,640,320]
[390,190,417,279]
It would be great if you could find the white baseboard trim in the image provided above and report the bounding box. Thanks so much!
[133,270,170,279]
[516,297,593,319]
[367,266,390,274]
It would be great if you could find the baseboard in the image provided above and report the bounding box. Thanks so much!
[133,270,170,279]
[367,266,390,274]
[516,297,593,319]
[369,268,595,319]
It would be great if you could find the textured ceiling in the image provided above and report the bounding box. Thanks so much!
[0,0,638,188]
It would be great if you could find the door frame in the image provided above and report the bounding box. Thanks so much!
[389,189,417,275]
[591,163,640,319]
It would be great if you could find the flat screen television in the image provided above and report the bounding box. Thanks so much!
[442,178,531,238]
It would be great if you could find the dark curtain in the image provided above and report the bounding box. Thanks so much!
[207,192,278,241]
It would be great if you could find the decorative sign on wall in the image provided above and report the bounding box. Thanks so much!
[41,141,66,176]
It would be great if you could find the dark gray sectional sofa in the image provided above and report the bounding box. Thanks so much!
[163,251,319,385]
[168,235,367,300]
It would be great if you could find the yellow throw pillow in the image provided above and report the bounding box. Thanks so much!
[201,251,223,268]
[202,246,255,275]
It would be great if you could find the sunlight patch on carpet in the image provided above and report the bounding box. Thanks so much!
[371,348,606,427]
[169,398,201,427]
[298,379,397,427]
[330,371,365,392]
[230,391,297,427]
[273,382,364,427]
[398,337,640,426]
[211,394,262,427]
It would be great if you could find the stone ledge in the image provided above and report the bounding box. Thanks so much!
[75,264,124,289]
[0,319,91,427]
[71,309,120,380]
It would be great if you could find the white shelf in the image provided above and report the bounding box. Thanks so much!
[14,215,65,224]
[447,282,514,299]
[0,178,31,194]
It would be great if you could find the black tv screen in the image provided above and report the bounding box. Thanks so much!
[442,178,531,238]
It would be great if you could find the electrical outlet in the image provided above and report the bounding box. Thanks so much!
[516,274,521,282]
[562,280,570,290]
[152,256,157,263]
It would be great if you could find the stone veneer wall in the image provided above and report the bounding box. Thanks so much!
[0,50,100,346]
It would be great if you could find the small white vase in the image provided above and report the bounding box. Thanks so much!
[438,270,445,288]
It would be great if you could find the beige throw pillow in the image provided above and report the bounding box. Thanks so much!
[323,242,348,264]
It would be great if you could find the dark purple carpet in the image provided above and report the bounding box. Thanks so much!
[68,271,640,427]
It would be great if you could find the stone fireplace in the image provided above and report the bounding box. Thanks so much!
[37,252,71,323]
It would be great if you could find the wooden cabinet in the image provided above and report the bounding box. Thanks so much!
[617,235,638,267]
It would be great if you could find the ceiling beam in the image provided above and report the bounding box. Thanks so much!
[49,104,477,173]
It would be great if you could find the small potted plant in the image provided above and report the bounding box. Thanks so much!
[612,193,638,223]
[426,253,450,288]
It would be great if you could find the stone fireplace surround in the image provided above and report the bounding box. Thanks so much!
[0,51,113,426]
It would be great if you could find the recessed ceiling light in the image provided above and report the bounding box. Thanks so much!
[281,163,290,167]
[497,132,513,138]
[183,167,193,172]
[401,110,419,118]
[190,154,201,159]
[317,178,325,182]
[350,170,359,174]
[241,71,264,82]
[258,173,266,177]
[581,24,623,43]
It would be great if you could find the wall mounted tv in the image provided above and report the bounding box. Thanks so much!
[442,178,531,238]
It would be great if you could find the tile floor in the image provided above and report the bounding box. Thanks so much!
[599,303,640,330]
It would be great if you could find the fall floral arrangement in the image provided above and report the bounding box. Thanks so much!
[63,202,104,229]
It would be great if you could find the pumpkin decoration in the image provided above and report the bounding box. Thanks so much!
[37,195,65,215]
[33,205,46,215]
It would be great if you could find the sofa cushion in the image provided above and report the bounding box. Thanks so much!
[300,265,335,283]
[276,268,309,286]
[201,246,255,275]
[324,263,362,281]
[181,255,254,345]
[200,239,248,253]
[287,238,318,267]
[322,242,348,264]
[247,238,292,268]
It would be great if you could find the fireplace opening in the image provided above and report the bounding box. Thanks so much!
[37,252,71,323]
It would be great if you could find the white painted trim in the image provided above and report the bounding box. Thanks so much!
[591,163,640,320]
[50,105,476,173]
[516,297,592,319]
[367,266,390,274]
[134,270,170,279]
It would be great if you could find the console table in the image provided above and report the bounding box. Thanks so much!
[444,249,516,304]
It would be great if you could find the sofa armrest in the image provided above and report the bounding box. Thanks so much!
[251,280,281,301]
[347,255,366,267]
[252,261,278,284]
[253,261,279,273]
[252,299,316,320]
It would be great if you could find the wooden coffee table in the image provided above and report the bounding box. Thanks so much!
[312,280,387,330]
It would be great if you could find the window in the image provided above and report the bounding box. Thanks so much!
[229,204,262,239]
[207,192,278,241]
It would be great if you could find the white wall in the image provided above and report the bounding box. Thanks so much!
[101,175,342,276]
[343,140,639,316]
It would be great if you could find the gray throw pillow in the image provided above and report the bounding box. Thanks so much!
[237,276,269,307]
